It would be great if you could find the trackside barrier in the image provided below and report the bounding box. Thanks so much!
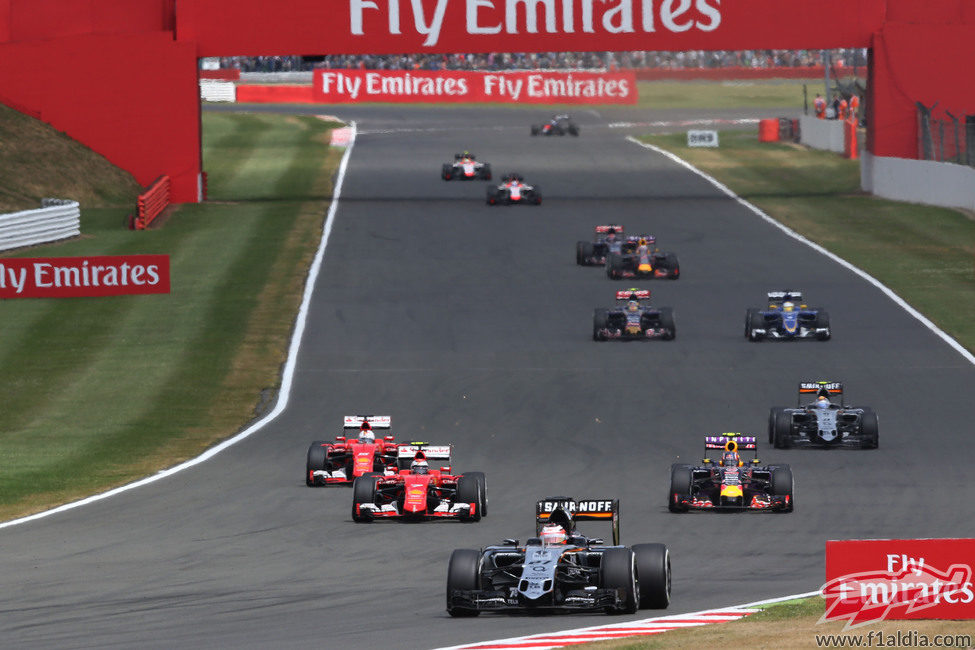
[0,199,81,252]
[135,176,170,230]
[199,79,236,102]
[758,118,779,142]
[799,115,846,153]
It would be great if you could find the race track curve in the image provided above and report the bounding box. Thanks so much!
[1,106,973,650]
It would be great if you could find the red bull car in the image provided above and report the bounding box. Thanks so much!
[593,288,675,341]
[605,235,680,280]
[577,225,625,266]
[486,173,542,205]
[305,415,398,486]
[668,433,794,513]
[351,443,486,522]
[442,152,492,181]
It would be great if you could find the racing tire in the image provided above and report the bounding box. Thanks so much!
[456,476,482,522]
[768,407,787,445]
[632,544,671,609]
[745,309,756,338]
[577,241,591,265]
[668,464,693,513]
[747,310,765,341]
[599,548,638,614]
[486,190,498,205]
[814,311,831,340]
[306,441,328,486]
[531,125,540,136]
[771,465,794,513]
[568,125,580,136]
[480,163,492,180]
[446,549,482,617]
[859,408,879,449]
[442,164,453,181]
[662,252,680,279]
[593,308,609,341]
[773,409,794,449]
[463,471,488,516]
[351,475,379,522]
[532,188,542,205]
[606,253,624,280]
[657,307,676,340]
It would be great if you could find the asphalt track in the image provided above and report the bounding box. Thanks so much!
[2,106,974,649]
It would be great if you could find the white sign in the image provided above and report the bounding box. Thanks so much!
[687,130,718,147]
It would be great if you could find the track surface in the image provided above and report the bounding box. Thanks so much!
[2,106,973,650]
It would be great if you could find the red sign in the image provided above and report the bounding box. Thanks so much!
[824,539,975,624]
[0,255,171,298]
[313,69,636,104]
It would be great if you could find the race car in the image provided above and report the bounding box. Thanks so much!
[768,381,879,449]
[442,152,492,181]
[446,497,670,616]
[531,114,580,136]
[305,415,398,486]
[577,225,625,266]
[593,288,675,341]
[605,235,680,280]
[351,443,487,522]
[745,291,830,341]
[486,173,542,205]
[668,433,794,513]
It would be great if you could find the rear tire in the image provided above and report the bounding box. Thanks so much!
[662,252,679,279]
[771,465,794,512]
[351,475,379,522]
[860,408,879,449]
[306,441,327,487]
[442,163,453,181]
[768,407,786,444]
[480,163,492,180]
[657,308,676,340]
[632,544,671,609]
[668,464,693,513]
[593,308,609,341]
[569,125,580,136]
[600,548,638,614]
[455,476,482,522]
[577,241,593,265]
[748,310,765,341]
[773,409,793,449]
[446,549,481,617]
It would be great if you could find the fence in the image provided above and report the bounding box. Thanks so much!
[917,104,975,167]
[0,198,81,252]
[134,176,171,230]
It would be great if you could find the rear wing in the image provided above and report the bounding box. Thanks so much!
[616,288,649,301]
[705,434,757,451]
[798,381,844,405]
[396,442,452,462]
[343,415,391,429]
[594,225,623,234]
[767,290,803,303]
[535,497,620,545]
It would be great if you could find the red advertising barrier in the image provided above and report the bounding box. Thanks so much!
[632,65,860,81]
[825,538,975,624]
[135,175,171,230]
[313,69,637,105]
[235,84,315,104]
[0,255,171,298]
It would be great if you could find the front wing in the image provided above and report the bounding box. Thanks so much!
[354,500,477,520]
[672,493,791,512]
[450,588,623,612]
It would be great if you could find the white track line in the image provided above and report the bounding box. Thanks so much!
[0,122,359,530]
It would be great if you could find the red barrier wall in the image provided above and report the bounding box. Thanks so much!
[236,85,316,104]
[632,66,860,81]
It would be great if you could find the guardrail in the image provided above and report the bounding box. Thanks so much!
[0,198,81,252]
[135,176,171,230]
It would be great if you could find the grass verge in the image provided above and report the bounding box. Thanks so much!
[0,111,343,521]
[638,131,975,354]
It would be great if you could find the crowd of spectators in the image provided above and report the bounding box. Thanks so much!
[217,49,867,73]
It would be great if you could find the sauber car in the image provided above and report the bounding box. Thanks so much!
[769,381,879,449]
[593,288,675,341]
[446,498,670,616]
[351,443,487,522]
[442,152,492,181]
[668,433,794,513]
[745,291,830,341]
[577,225,624,266]
[305,416,398,486]
[531,114,580,136]
[605,235,679,280]
[486,173,542,205]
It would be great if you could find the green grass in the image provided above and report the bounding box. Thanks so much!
[0,111,343,519]
[638,131,975,353]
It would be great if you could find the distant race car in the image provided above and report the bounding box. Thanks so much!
[577,225,625,266]
[668,433,794,513]
[351,442,487,522]
[745,291,830,341]
[486,173,542,205]
[769,381,879,449]
[442,152,492,181]
[305,415,398,486]
[605,235,680,280]
[531,114,580,136]
[593,288,675,341]
[446,497,670,616]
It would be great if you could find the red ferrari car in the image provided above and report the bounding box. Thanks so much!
[305,415,398,486]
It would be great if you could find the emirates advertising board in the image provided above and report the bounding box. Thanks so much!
[314,69,637,104]
[0,255,171,298]
[823,538,975,626]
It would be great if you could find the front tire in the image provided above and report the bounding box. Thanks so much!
[600,548,638,614]
[860,408,879,449]
[657,307,676,340]
[351,475,379,522]
[462,471,488,516]
[593,308,609,341]
[815,311,831,340]
[306,441,327,486]
[606,253,624,280]
[632,544,671,609]
[455,476,482,522]
[668,464,693,513]
[446,549,481,617]
[771,465,794,513]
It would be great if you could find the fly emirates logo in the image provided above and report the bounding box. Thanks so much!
[350,0,722,47]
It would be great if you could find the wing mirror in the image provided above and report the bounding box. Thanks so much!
[590,538,604,545]
[752,458,761,464]
[384,435,394,441]
[335,436,346,442]
[502,538,519,546]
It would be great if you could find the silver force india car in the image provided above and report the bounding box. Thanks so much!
[577,225,624,266]
[593,288,675,341]
[668,433,794,513]
[769,381,879,449]
[605,235,680,280]
[442,152,492,181]
[446,498,671,616]
[486,173,542,205]
[745,290,830,341]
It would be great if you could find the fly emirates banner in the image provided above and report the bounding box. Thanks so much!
[314,69,637,104]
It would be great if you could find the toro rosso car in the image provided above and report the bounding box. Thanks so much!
[668,433,794,513]
[531,114,580,136]
[442,152,492,181]
[351,443,486,522]
[593,289,675,341]
[305,415,397,486]
[446,497,670,616]
[605,235,680,280]
[486,173,542,205]
[577,225,624,266]
[769,381,879,449]
[745,291,830,341]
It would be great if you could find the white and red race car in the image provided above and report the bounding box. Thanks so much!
[486,173,542,205]
[442,152,492,180]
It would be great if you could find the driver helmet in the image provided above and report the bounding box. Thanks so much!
[627,300,640,312]
[721,451,741,467]
[606,228,617,240]
[782,301,795,313]
[816,395,831,409]
[540,523,568,545]
[357,422,375,443]
[410,459,429,475]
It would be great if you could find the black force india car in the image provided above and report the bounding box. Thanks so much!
[593,288,675,341]
[668,433,794,513]
[745,291,830,341]
[351,443,487,522]
[305,415,398,486]
[446,497,670,616]
[577,225,624,266]
[605,235,680,280]
[769,381,879,449]
[442,152,492,181]
[531,114,580,136]
[486,173,542,205]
